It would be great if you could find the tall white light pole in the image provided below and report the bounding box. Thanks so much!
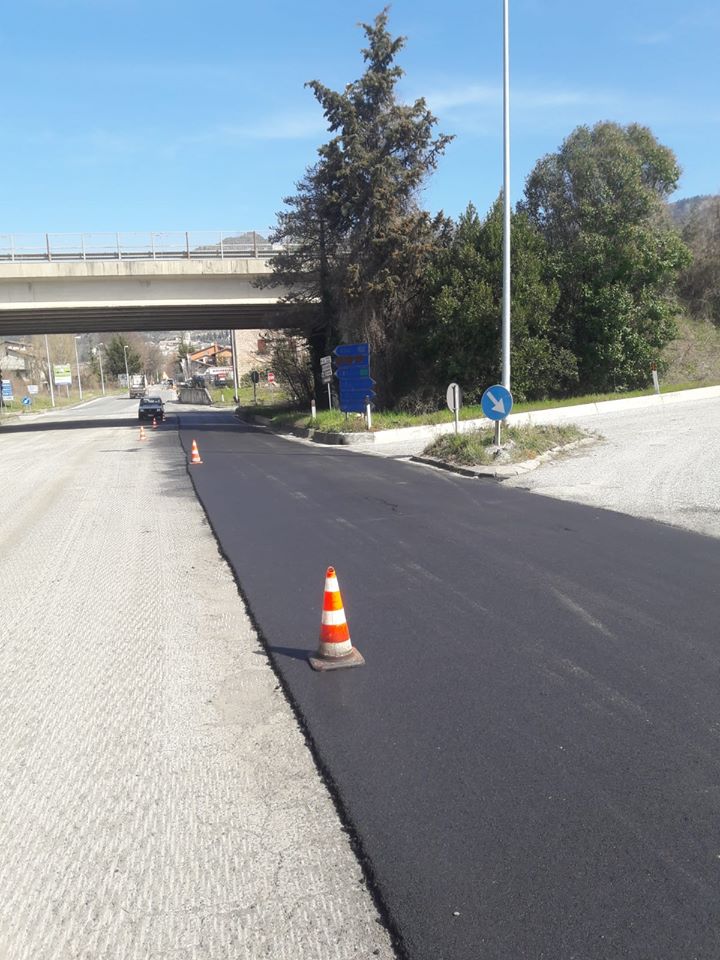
[229,329,240,404]
[74,335,84,400]
[123,345,131,397]
[44,334,55,407]
[502,0,511,391]
[97,343,106,396]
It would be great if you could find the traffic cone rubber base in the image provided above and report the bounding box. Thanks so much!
[309,647,365,672]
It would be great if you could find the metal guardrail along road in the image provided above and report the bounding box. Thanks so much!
[0,231,285,262]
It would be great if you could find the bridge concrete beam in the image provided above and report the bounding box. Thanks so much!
[0,257,318,337]
[0,256,275,281]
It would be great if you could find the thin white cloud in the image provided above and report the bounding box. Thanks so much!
[425,83,615,115]
[636,31,672,45]
[426,84,499,111]
[213,115,327,143]
[8,111,327,163]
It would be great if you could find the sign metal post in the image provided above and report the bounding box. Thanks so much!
[446,382,462,434]
[651,363,660,395]
[481,383,514,447]
[320,355,334,409]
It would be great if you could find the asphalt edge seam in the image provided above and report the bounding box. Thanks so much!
[175,423,408,960]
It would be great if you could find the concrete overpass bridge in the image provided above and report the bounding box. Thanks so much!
[0,231,315,336]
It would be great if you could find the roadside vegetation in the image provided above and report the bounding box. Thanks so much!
[258,10,719,420]
[237,378,720,434]
[423,424,587,467]
[0,386,127,416]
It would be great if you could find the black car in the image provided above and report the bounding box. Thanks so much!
[138,396,165,421]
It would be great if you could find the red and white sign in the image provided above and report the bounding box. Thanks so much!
[267,371,276,384]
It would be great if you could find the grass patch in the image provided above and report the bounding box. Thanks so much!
[0,387,126,416]
[236,377,720,434]
[663,314,720,384]
[423,424,587,467]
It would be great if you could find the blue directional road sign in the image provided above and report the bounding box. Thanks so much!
[481,384,513,421]
[1,380,13,401]
[334,343,376,412]
[21,396,31,406]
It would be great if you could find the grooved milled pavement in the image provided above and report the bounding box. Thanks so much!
[0,401,396,960]
[179,409,720,960]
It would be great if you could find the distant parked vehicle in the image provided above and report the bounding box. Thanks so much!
[138,396,165,421]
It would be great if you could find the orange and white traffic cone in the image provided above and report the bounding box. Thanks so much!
[189,439,203,465]
[152,417,158,429]
[139,425,147,441]
[309,566,365,671]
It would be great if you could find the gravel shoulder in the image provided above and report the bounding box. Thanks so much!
[502,395,720,539]
[0,403,395,960]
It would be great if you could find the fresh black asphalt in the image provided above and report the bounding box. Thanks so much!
[178,410,720,960]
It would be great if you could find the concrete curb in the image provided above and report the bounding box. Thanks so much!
[410,436,597,480]
[235,385,720,449]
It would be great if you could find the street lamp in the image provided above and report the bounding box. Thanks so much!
[229,328,240,404]
[123,344,130,398]
[96,343,106,396]
[44,334,56,408]
[502,0,511,393]
[74,335,84,401]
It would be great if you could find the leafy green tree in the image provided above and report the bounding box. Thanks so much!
[105,335,141,378]
[268,8,452,406]
[522,122,690,390]
[419,202,577,403]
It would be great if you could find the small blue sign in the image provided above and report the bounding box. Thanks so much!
[1,380,13,400]
[21,396,31,406]
[334,342,370,358]
[481,384,513,421]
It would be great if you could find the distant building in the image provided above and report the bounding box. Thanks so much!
[0,345,27,373]
[189,343,233,367]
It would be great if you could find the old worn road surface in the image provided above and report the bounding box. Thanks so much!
[178,408,720,960]
[0,397,395,960]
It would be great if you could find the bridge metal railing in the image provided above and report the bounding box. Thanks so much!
[0,231,285,262]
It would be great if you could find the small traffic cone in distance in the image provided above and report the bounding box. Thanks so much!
[189,439,203,465]
[309,567,365,671]
[152,417,158,429]
[139,425,147,441]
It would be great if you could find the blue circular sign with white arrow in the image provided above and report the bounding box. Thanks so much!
[481,384,513,421]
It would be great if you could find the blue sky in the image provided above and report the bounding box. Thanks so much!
[1,0,718,235]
